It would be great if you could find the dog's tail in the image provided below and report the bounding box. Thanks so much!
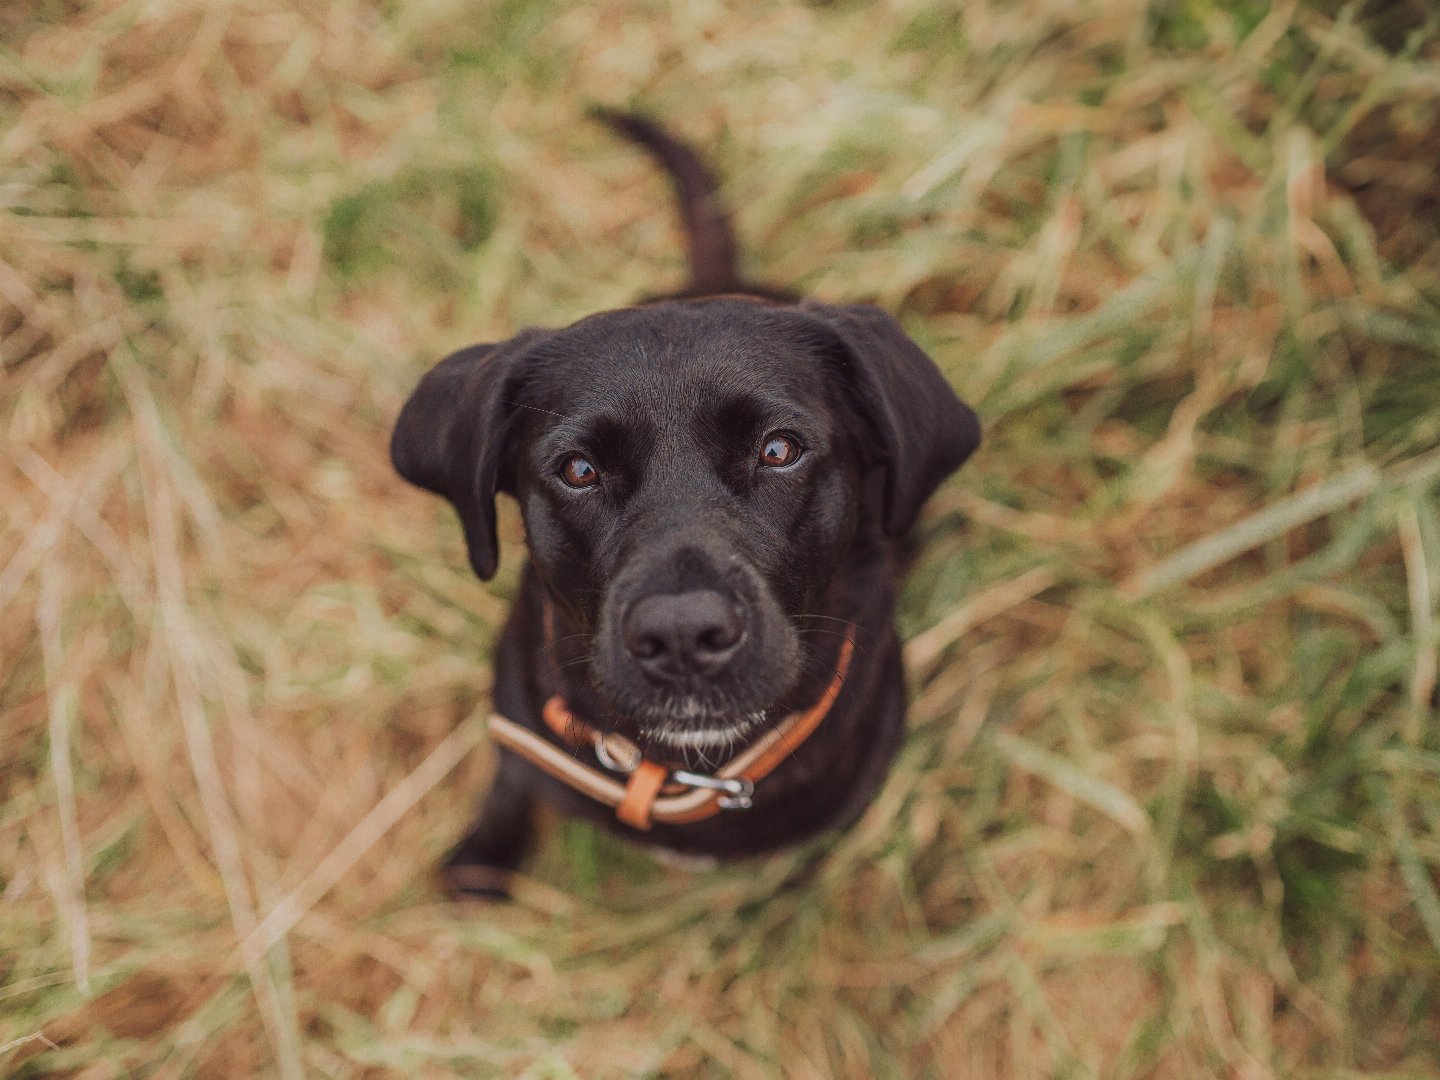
[592,108,785,300]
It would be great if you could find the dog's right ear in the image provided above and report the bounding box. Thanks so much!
[390,330,548,581]
[799,303,980,538]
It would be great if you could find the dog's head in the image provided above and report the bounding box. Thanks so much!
[392,299,978,751]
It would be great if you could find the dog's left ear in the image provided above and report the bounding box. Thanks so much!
[390,329,549,581]
[803,303,981,537]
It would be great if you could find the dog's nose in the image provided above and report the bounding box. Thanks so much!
[623,590,745,681]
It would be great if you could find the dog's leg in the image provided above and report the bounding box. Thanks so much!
[441,749,534,901]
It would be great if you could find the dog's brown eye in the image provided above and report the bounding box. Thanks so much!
[560,455,599,488]
[758,433,802,469]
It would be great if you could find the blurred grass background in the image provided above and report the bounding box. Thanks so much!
[3,0,1440,1076]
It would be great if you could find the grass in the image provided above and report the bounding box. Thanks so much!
[2,0,1439,1076]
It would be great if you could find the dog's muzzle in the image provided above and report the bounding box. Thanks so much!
[485,627,855,831]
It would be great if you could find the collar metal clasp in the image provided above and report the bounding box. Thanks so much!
[670,770,755,810]
[592,737,755,809]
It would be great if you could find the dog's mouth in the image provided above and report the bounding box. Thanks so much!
[545,622,789,756]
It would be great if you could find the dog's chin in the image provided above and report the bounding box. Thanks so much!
[644,712,767,753]
[627,697,770,756]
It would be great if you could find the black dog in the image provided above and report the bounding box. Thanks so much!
[391,113,980,896]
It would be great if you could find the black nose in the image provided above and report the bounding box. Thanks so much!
[623,590,745,682]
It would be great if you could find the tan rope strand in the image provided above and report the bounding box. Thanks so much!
[488,716,721,822]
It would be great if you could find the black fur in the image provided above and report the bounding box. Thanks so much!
[391,114,980,895]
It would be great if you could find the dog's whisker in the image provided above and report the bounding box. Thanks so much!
[793,631,873,671]
[554,654,596,669]
[540,632,595,659]
[789,614,872,639]
[541,654,598,680]
[547,631,593,644]
[794,630,873,663]
[503,399,572,420]
[790,614,861,628]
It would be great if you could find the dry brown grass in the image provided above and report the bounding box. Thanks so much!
[3,0,1439,1077]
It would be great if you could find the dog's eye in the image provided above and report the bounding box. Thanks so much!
[560,455,599,488]
[758,433,802,469]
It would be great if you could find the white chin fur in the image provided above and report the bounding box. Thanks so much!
[648,710,765,750]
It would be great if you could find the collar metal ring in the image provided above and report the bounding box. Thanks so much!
[594,732,642,774]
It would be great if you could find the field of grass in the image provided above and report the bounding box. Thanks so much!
[3,0,1440,1076]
